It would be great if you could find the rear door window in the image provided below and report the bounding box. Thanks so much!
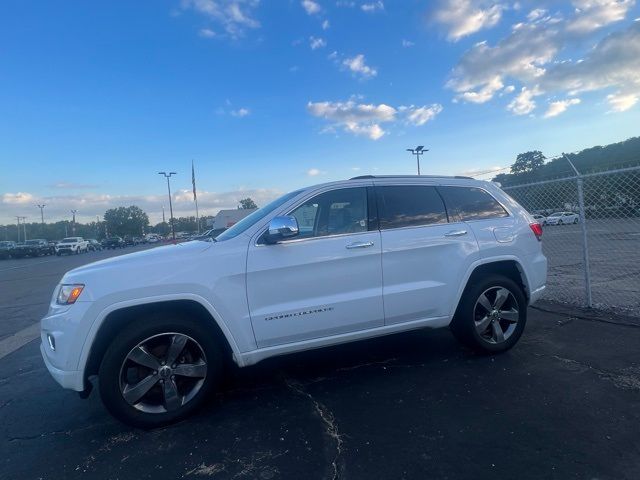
[438,186,508,222]
[376,185,448,230]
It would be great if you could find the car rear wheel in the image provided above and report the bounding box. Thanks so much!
[98,311,223,428]
[574,218,579,224]
[450,274,527,354]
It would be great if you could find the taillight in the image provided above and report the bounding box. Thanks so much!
[529,223,543,241]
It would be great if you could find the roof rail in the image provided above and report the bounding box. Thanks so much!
[349,174,473,180]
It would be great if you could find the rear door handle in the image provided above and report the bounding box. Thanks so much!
[346,241,374,249]
[444,230,467,237]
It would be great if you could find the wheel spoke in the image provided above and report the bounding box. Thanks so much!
[165,334,188,366]
[173,362,207,378]
[475,315,492,333]
[477,293,493,312]
[491,320,505,343]
[163,379,182,411]
[122,374,159,404]
[493,288,510,310]
[127,346,161,370]
[500,308,519,323]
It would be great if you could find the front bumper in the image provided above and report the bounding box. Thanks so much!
[40,343,85,391]
[40,302,92,392]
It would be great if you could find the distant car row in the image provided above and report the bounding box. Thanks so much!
[531,212,580,226]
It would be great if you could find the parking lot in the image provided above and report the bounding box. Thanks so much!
[1,247,640,479]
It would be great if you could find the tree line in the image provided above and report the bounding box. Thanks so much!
[0,198,259,242]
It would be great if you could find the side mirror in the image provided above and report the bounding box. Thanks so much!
[264,216,299,244]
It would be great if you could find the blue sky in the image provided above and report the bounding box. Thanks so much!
[1,0,639,224]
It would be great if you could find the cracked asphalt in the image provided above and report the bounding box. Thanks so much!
[1,251,640,479]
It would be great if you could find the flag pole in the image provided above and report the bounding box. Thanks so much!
[192,160,200,233]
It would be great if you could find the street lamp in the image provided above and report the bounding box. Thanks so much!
[18,216,27,241]
[70,209,78,235]
[406,146,429,175]
[158,172,177,241]
[36,204,46,225]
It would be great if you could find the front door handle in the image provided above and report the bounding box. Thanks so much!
[346,241,374,249]
[444,230,467,237]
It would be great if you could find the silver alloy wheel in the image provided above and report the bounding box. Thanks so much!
[473,286,520,344]
[119,333,208,413]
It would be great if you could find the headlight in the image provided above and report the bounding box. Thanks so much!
[57,284,85,305]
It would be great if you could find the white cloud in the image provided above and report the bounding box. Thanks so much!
[401,104,444,125]
[307,99,442,140]
[230,107,250,117]
[607,92,639,111]
[309,36,326,49]
[342,54,377,78]
[447,2,640,115]
[198,27,216,38]
[507,86,540,115]
[181,0,261,38]
[432,0,505,41]
[566,0,635,33]
[402,39,415,47]
[361,1,384,12]
[307,168,324,176]
[301,0,321,15]
[543,97,581,117]
[2,192,34,204]
[322,19,330,29]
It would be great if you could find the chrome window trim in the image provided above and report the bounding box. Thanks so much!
[253,184,372,247]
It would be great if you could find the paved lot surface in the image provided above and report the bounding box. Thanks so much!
[1,249,640,479]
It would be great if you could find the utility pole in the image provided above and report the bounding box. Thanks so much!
[71,210,77,235]
[18,216,27,241]
[406,146,428,175]
[15,216,21,242]
[158,172,177,241]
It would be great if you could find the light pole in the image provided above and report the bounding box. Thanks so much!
[18,216,27,241]
[71,209,77,235]
[406,146,428,175]
[15,216,21,242]
[158,172,177,241]
[36,204,46,225]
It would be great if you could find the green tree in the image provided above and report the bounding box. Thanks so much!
[104,206,149,237]
[510,151,546,175]
[239,198,258,209]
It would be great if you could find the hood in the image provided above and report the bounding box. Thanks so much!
[63,241,215,283]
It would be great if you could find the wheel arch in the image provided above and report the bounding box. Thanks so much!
[82,297,241,382]
[453,257,531,317]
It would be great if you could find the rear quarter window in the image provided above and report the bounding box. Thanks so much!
[438,186,509,222]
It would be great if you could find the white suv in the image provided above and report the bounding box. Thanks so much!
[41,176,547,427]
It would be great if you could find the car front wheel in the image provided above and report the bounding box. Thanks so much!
[450,274,527,354]
[98,311,223,428]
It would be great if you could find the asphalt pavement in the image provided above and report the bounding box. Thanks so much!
[1,248,640,479]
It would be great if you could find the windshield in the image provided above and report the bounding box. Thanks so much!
[26,240,40,245]
[549,213,562,217]
[61,238,77,243]
[216,189,304,242]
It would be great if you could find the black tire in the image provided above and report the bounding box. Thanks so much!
[574,218,579,224]
[558,220,563,225]
[450,274,527,354]
[98,311,223,428]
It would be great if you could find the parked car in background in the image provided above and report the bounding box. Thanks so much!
[532,214,547,226]
[102,237,125,249]
[42,175,547,427]
[0,241,17,259]
[145,234,161,243]
[55,237,89,255]
[546,212,579,225]
[12,239,53,258]
[87,239,103,252]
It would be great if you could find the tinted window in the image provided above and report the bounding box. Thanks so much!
[289,187,367,239]
[377,186,448,229]
[438,186,508,221]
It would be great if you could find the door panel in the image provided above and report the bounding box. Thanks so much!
[247,232,383,347]
[375,184,480,324]
[381,224,478,324]
[246,186,384,348]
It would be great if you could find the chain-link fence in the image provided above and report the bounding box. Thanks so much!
[502,165,640,316]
